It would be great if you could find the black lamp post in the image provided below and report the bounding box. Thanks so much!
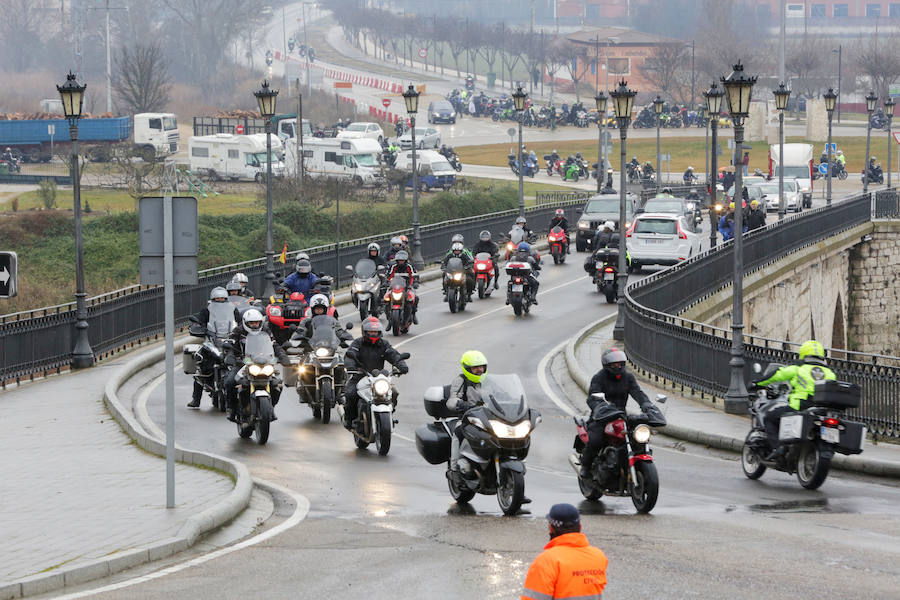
[595,91,608,193]
[704,83,724,249]
[864,91,878,194]
[773,82,791,220]
[721,62,757,415]
[402,84,425,270]
[610,79,636,342]
[885,97,895,189]
[58,71,93,369]
[824,88,837,206]
[653,95,664,188]
[254,80,278,297]
[512,85,528,217]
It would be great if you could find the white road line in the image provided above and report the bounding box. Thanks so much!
[535,340,577,417]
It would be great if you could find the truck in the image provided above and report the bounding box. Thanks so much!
[192,113,311,143]
[188,133,285,182]
[284,137,384,185]
[0,112,178,163]
[769,143,814,209]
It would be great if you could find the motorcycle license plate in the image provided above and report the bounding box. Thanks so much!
[821,426,840,444]
[603,273,615,281]
[512,284,524,292]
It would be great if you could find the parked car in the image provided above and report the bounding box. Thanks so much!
[625,213,701,272]
[337,122,385,143]
[427,100,457,124]
[637,196,703,232]
[398,126,441,150]
[575,194,637,252]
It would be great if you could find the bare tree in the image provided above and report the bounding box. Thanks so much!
[561,41,591,101]
[544,39,570,104]
[113,42,172,114]
[786,35,830,99]
[500,29,526,89]
[854,32,900,102]
[643,42,690,100]
[0,0,40,71]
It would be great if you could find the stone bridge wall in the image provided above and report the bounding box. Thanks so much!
[848,222,900,355]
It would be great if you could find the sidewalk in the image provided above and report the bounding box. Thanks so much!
[566,319,900,478]
[0,354,236,598]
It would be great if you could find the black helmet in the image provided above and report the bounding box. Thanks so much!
[601,347,627,376]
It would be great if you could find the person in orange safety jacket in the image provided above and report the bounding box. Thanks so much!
[521,503,608,600]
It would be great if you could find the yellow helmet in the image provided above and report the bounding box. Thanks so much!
[729,201,735,210]
[798,340,825,361]
[461,350,488,384]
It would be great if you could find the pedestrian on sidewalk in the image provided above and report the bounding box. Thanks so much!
[747,200,766,230]
[521,503,608,600]
[742,151,750,176]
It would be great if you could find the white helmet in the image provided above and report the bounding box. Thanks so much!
[242,308,264,331]
[308,294,329,314]
[296,252,310,262]
[232,272,249,285]
[604,220,615,230]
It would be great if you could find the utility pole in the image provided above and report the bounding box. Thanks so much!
[84,0,127,114]
[779,0,786,84]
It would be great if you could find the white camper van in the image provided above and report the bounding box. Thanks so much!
[285,137,384,185]
[189,133,284,181]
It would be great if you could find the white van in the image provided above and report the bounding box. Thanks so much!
[769,143,813,209]
[189,133,284,182]
[285,137,384,185]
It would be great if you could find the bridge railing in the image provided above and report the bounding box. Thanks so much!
[0,196,584,386]
[624,192,900,439]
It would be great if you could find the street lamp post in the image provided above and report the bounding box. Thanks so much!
[58,72,94,369]
[653,95,664,189]
[402,84,425,270]
[721,62,757,416]
[610,79,636,342]
[824,88,836,206]
[254,80,279,297]
[704,83,724,249]
[773,82,791,220]
[864,91,878,195]
[832,45,842,123]
[885,97,895,189]
[595,91,608,193]
[512,86,528,217]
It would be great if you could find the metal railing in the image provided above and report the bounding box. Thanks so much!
[623,192,900,438]
[0,196,584,386]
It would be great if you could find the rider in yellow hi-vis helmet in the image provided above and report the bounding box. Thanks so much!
[446,350,488,474]
[460,350,488,384]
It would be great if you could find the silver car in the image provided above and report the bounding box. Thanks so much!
[399,126,440,150]
[752,181,801,212]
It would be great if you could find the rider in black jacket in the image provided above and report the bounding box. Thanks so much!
[548,208,570,254]
[223,309,289,422]
[471,230,501,290]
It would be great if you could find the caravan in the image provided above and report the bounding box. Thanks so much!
[189,133,285,182]
[285,137,384,185]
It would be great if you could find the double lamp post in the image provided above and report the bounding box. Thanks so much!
[703,83,724,249]
[254,80,279,297]
[610,79,636,342]
[401,84,426,269]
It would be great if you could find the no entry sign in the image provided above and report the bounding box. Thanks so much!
[382,98,391,108]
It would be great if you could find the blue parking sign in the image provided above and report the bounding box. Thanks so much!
[826,143,836,152]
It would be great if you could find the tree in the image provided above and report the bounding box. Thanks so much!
[786,35,830,99]
[544,39,570,104]
[0,0,40,71]
[854,32,900,103]
[561,41,591,101]
[644,42,690,100]
[113,42,172,114]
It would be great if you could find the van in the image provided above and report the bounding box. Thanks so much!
[394,150,457,191]
[769,143,813,208]
[188,133,284,181]
[284,137,384,185]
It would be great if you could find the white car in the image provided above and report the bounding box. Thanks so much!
[751,181,801,212]
[337,122,385,143]
[625,213,701,272]
[398,126,441,150]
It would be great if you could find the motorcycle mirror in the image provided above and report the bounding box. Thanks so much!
[289,324,298,331]
[345,322,353,330]
[753,362,762,373]
[345,265,353,272]
[655,394,667,404]
[376,265,386,272]
[399,352,411,360]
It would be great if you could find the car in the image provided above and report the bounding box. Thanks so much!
[750,181,801,212]
[398,126,441,150]
[637,195,703,232]
[625,213,701,272]
[725,180,766,203]
[337,122,385,143]
[427,100,457,124]
[575,193,637,252]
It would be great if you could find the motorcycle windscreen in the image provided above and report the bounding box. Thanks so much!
[475,252,492,261]
[244,331,275,364]
[390,274,408,290]
[446,256,465,274]
[354,258,377,279]
[207,302,236,338]
[309,314,340,349]
[550,226,564,235]
[479,373,529,422]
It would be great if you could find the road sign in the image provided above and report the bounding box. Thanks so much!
[382,98,391,108]
[660,153,671,161]
[893,131,900,145]
[825,143,836,152]
[334,82,352,89]
[418,47,428,59]
[818,163,829,175]
[139,196,198,286]
[236,124,244,134]
[48,124,55,135]
[0,251,17,298]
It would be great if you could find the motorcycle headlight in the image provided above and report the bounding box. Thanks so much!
[489,419,532,439]
[453,273,462,281]
[578,220,590,229]
[624,221,631,230]
[685,202,695,210]
[801,186,810,193]
[373,379,391,396]
[633,424,652,444]
[268,306,282,317]
[315,347,331,358]
[391,291,403,300]
[476,264,486,270]
[354,283,364,292]
[548,235,557,241]
[248,364,262,376]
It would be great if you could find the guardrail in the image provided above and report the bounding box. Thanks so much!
[0,173,73,185]
[624,191,900,439]
[0,196,584,386]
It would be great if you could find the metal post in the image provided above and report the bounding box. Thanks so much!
[335,192,340,288]
[105,0,112,114]
[836,45,842,124]
[826,110,833,206]
[70,124,94,369]
[655,112,661,189]
[778,110,785,220]
[613,124,628,341]
[596,120,603,193]
[297,81,304,183]
[264,119,275,296]
[303,2,311,96]
[709,119,718,248]
[724,119,748,415]
[163,193,175,509]
[889,115,893,189]
[518,118,525,217]
[690,40,695,109]
[411,117,424,270]
[864,118,873,195]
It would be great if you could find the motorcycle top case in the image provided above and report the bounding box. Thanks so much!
[810,380,861,410]
[415,423,451,465]
[182,344,202,375]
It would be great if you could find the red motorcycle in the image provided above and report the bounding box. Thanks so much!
[384,274,416,336]
[548,226,568,264]
[473,252,496,299]
[543,155,561,177]
[266,291,307,346]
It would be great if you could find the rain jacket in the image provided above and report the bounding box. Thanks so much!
[521,532,608,600]
[757,359,836,410]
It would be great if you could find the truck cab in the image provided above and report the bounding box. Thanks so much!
[134,113,178,161]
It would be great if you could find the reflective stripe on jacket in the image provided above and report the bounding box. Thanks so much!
[521,533,608,600]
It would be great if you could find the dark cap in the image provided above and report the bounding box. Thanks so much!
[547,503,580,529]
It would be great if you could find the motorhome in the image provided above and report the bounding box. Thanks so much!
[284,137,384,185]
[188,133,284,181]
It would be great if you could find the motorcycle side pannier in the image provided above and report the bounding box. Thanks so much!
[415,423,451,465]
[812,380,861,410]
[182,344,201,375]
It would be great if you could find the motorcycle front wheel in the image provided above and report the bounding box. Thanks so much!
[497,468,525,516]
[477,279,486,299]
[630,461,659,513]
[796,443,831,490]
[391,309,401,336]
[255,396,273,445]
[375,412,392,456]
[741,433,767,480]
[448,469,476,504]
[320,381,333,424]
[448,288,458,313]
[359,302,369,321]
[578,474,603,501]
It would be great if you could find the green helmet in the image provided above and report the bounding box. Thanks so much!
[798,340,825,361]
[460,350,488,384]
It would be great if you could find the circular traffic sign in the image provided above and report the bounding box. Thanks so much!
[236,124,244,134]
[818,163,828,175]
[382,98,391,108]
[418,47,428,59]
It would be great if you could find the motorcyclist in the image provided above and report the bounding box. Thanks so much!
[643,161,655,178]
[659,187,675,198]
[386,250,420,324]
[290,294,352,353]
[366,242,388,269]
[284,257,319,297]
[747,199,766,230]
[579,347,655,477]
[836,150,846,167]
[231,272,255,298]
[548,208,570,254]
[605,168,614,190]
[187,287,240,408]
[550,149,561,167]
[342,317,409,429]
[629,156,640,171]
[225,280,244,298]
[1,147,14,164]
[383,236,404,263]
[753,340,836,460]
[591,220,619,251]
[223,308,289,422]
[446,350,488,476]
[683,166,696,185]
[511,241,540,305]
[471,229,501,289]
[514,216,534,241]
[441,235,475,302]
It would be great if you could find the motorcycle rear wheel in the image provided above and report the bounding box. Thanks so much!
[741,433,767,480]
[497,469,525,516]
[512,299,523,316]
[796,443,831,490]
[630,461,659,513]
[605,290,616,304]
[320,381,333,424]
[375,412,392,456]
[354,412,370,449]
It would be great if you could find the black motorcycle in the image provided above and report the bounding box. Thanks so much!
[416,374,542,515]
[505,260,535,317]
[862,164,884,185]
[230,332,282,445]
[590,247,619,303]
[741,362,865,490]
[185,303,236,412]
[286,315,352,424]
[443,256,469,314]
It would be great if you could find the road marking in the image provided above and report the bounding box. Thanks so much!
[535,340,576,417]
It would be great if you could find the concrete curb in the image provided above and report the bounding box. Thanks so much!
[561,315,900,480]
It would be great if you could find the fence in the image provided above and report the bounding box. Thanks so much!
[0,196,584,386]
[624,191,900,439]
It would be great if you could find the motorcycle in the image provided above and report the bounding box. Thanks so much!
[568,393,667,513]
[416,374,542,515]
[592,247,619,303]
[548,226,567,265]
[266,291,308,346]
[443,256,469,313]
[347,258,385,321]
[503,225,529,261]
[862,164,884,185]
[286,315,351,424]
[562,161,580,182]
[231,332,281,445]
[0,155,21,173]
[185,302,236,412]
[543,155,561,177]
[577,158,590,179]
[384,273,416,336]
[473,252,496,298]
[741,362,865,490]
[508,153,537,178]
[505,260,535,316]
[447,152,463,172]
[626,162,641,184]
[340,355,410,456]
